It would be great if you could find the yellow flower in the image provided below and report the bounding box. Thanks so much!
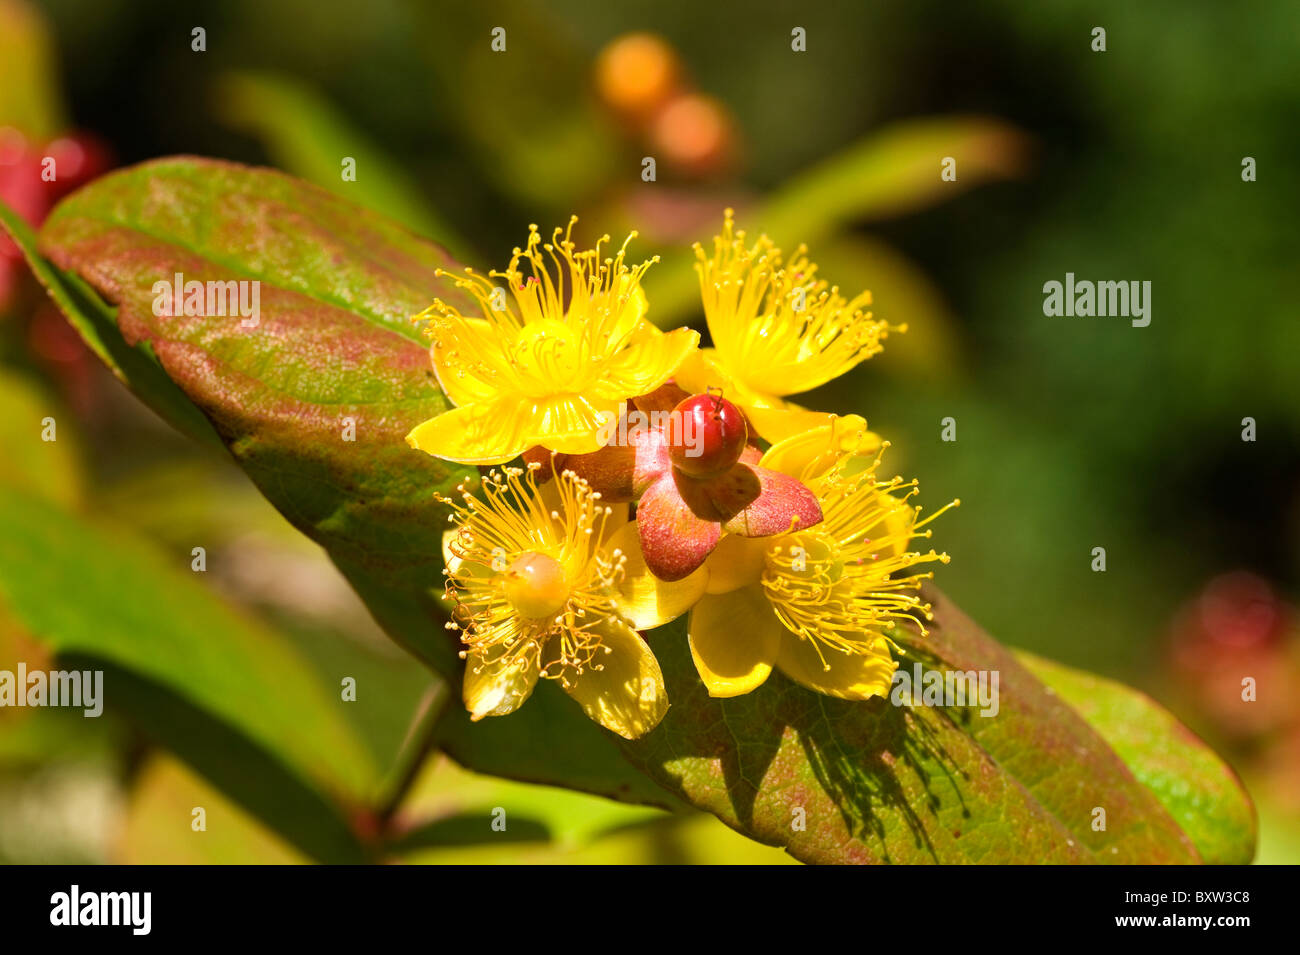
[687,421,957,699]
[438,462,705,739]
[679,209,896,444]
[407,218,700,465]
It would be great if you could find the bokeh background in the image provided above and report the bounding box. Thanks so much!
[2,0,1298,863]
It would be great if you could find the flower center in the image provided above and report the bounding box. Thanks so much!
[503,551,569,619]
[510,319,587,394]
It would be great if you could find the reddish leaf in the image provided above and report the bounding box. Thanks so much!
[622,587,1209,864]
[636,473,722,581]
[715,464,822,537]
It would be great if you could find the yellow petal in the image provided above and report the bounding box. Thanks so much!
[430,318,501,407]
[593,325,700,401]
[442,527,501,580]
[409,392,620,464]
[562,616,668,739]
[604,520,707,629]
[526,394,620,456]
[687,585,782,697]
[463,648,541,720]
[759,416,876,481]
[601,502,631,545]
[775,632,897,701]
[606,277,649,341]
[406,397,534,465]
[672,346,726,395]
[701,532,767,595]
[743,400,867,446]
[441,528,460,573]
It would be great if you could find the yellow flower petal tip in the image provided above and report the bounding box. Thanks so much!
[464,655,539,721]
[563,619,669,739]
[687,584,781,696]
[407,218,698,465]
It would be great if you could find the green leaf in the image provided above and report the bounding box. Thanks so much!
[619,588,1217,864]
[213,71,468,253]
[643,115,1029,328]
[3,159,666,804]
[0,369,84,508]
[387,814,551,852]
[396,753,665,849]
[121,755,310,864]
[0,200,220,446]
[386,754,771,865]
[82,657,365,863]
[25,157,472,671]
[758,115,1029,246]
[0,486,372,862]
[1016,650,1256,865]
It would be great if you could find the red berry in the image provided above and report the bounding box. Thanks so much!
[669,392,748,477]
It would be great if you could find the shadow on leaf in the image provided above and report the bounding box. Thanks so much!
[621,620,974,864]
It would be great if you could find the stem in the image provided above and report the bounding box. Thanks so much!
[375,680,449,827]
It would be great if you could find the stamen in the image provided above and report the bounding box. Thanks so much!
[694,209,899,395]
[412,219,657,399]
[437,461,626,684]
[761,445,952,668]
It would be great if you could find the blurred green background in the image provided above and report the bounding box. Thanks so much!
[1,0,1297,863]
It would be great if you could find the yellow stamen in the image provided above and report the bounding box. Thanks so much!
[693,209,899,396]
[760,444,959,671]
[436,464,629,687]
[418,217,658,399]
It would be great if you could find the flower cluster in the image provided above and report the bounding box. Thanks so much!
[408,212,956,739]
